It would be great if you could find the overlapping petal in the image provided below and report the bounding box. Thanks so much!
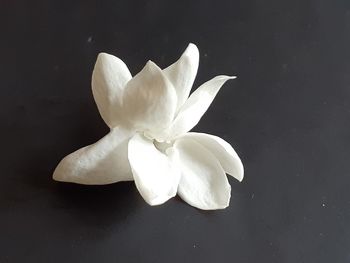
[53,127,133,185]
[122,61,177,134]
[169,138,231,210]
[128,133,181,205]
[92,53,132,128]
[166,75,236,139]
[163,43,199,111]
[179,132,244,181]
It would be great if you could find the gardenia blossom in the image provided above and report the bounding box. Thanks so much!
[53,43,244,210]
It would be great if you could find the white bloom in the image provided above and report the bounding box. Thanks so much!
[53,43,244,210]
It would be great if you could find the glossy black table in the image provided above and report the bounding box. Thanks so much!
[1,1,349,262]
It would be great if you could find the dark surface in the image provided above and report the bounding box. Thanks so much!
[1,0,350,262]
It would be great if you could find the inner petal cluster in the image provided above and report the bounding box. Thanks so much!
[153,139,173,154]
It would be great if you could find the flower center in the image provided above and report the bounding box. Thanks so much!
[154,140,173,154]
[142,131,173,153]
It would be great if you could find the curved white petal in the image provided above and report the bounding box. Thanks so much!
[122,61,177,134]
[169,138,231,210]
[167,75,236,139]
[179,133,244,182]
[53,127,133,185]
[92,53,132,128]
[163,43,199,111]
[128,133,181,206]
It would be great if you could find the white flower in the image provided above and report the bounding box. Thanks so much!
[53,43,244,210]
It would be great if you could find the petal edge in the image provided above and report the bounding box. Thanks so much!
[167,75,236,139]
[128,133,181,206]
[92,53,132,128]
[163,43,199,111]
[179,132,244,181]
[122,61,177,134]
[169,138,231,210]
[53,127,133,185]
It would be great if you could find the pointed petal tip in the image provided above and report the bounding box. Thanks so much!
[228,150,244,182]
[237,174,244,182]
[52,170,72,184]
[52,162,65,182]
[239,165,244,181]
[145,60,161,70]
[145,192,177,206]
[141,60,165,77]
[187,42,198,50]
[204,193,231,210]
[191,189,231,210]
[97,51,109,56]
[184,43,199,58]
[96,52,114,61]
[95,52,129,69]
[236,159,244,182]
[218,75,237,80]
[52,171,60,181]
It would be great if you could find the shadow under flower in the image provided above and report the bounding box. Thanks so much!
[52,180,143,228]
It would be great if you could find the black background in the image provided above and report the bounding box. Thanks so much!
[1,1,350,262]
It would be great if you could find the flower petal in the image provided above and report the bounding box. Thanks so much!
[122,61,177,134]
[167,75,236,139]
[169,138,231,210]
[128,133,180,205]
[53,127,133,185]
[179,133,244,182]
[163,43,199,111]
[92,53,132,128]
